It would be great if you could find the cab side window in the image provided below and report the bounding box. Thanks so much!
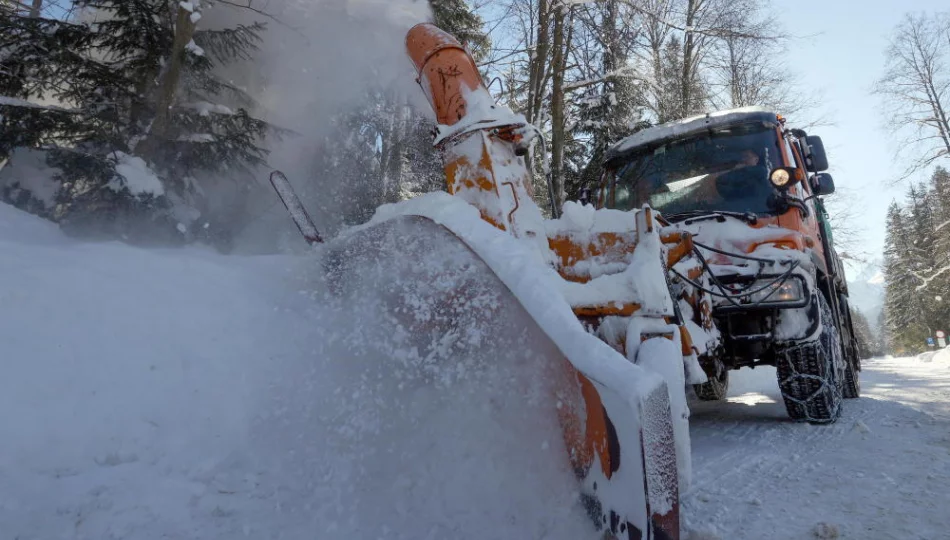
[786,138,810,199]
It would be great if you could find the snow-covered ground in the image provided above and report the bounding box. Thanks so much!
[684,356,950,539]
[3,201,949,539]
[0,203,588,539]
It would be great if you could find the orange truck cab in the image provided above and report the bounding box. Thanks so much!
[595,107,860,423]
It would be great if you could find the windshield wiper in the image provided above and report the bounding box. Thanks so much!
[663,210,759,225]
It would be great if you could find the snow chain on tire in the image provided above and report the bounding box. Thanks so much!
[842,357,860,399]
[840,303,861,399]
[775,294,844,424]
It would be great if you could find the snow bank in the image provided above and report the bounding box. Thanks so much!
[916,348,950,364]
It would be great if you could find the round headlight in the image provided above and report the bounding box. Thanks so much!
[770,168,791,188]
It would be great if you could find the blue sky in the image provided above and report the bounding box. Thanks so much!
[776,0,947,267]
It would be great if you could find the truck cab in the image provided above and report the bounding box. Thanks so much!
[596,107,859,423]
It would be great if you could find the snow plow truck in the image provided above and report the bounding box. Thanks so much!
[596,108,859,423]
[268,22,854,540]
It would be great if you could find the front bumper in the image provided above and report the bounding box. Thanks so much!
[709,273,821,363]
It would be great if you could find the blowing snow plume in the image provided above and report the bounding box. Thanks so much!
[245,0,437,242]
[239,217,596,538]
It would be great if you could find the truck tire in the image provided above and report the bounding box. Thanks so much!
[842,355,860,399]
[838,296,861,399]
[775,294,844,424]
[693,367,729,401]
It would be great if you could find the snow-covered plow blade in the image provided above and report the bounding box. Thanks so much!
[318,213,680,538]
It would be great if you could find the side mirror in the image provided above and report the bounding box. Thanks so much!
[813,172,835,195]
[578,187,592,206]
[805,135,829,172]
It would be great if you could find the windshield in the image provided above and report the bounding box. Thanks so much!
[606,123,784,217]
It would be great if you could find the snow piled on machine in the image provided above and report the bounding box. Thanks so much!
[670,215,820,342]
[0,202,598,539]
[361,192,667,400]
[547,201,677,316]
[360,190,694,498]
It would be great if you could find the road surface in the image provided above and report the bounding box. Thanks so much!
[684,356,950,539]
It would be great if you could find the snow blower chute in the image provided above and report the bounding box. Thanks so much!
[269,23,709,540]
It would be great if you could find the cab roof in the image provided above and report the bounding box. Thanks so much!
[604,106,782,165]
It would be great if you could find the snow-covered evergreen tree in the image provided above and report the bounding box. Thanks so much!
[879,165,950,353]
[429,0,489,61]
[0,0,278,244]
[851,308,882,359]
[565,1,647,201]
[883,201,929,353]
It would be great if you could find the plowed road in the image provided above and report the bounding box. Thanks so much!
[684,356,950,539]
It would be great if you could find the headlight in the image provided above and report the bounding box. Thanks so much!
[770,168,790,187]
[747,278,804,304]
[769,167,803,189]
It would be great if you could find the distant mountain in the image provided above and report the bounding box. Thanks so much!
[847,258,885,325]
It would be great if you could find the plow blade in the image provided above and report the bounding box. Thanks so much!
[318,215,679,539]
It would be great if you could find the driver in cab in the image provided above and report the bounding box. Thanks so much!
[683,149,771,208]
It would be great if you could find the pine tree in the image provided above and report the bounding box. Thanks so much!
[565,1,648,202]
[851,308,883,359]
[883,201,930,353]
[429,0,489,61]
[924,166,950,328]
[0,1,279,244]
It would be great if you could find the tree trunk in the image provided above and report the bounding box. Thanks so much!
[528,0,550,126]
[29,0,41,18]
[550,2,567,212]
[385,101,407,202]
[140,5,197,159]
[681,0,697,117]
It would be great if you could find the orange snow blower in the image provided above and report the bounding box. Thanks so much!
[269,23,712,540]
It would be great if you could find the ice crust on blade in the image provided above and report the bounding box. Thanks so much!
[542,202,674,314]
[558,216,675,315]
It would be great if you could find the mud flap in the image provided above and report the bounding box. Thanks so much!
[320,216,680,539]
